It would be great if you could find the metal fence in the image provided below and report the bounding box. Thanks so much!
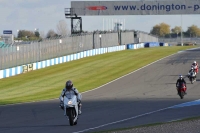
[0,32,121,70]
[137,31,158,43]
[0,30,158,70]
[159,37,200,44]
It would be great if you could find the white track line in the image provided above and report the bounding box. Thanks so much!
[74,98,200,133]
[81,53,177,94]
[79,47,200,95]
[167,118,183,123]
[73,47,200,133]
[72,53,178,133]
[73,107,172,133]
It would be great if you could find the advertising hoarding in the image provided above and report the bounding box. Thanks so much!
[71,1,200,16]
[3,30,12,34]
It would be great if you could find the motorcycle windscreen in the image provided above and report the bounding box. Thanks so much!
[64,95,77,107]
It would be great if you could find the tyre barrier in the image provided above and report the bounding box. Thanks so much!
[127,42,170,50]
[159,42,169,46]
[144,42,160,47]
[126,43,144,50]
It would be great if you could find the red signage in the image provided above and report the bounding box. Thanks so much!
[86,6,107,10]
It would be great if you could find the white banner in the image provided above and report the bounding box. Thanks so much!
[71,0,200,15]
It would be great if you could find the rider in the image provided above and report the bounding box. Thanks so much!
[59,80,82,115]
[191,61,199,73]
[176,75,187,94]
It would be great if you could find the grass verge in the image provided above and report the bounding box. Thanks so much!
[0,46,196,105]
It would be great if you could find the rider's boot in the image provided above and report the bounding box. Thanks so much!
[59,101,64,110]
[176,88,179,95]
[184,87,187,95]
[78,103,82,115]
[64,107,67,116]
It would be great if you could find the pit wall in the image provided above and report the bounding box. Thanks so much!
[0,46,125,79]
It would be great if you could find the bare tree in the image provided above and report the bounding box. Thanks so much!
[46,29,57,38]
[56,20,68,36]
[39,31,46,39]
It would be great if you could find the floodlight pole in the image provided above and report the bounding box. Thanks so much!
[99,34,102,48]
[65,8,82,35]
[181,15,183,46]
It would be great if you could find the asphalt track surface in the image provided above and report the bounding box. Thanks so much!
[1,48,200,133]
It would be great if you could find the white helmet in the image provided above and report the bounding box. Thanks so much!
[194,61,196,64]
[179,75,183,79]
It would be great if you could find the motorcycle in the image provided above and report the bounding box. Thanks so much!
[193,65,199,73]
[60,93,82,126]
[188,71,196,84]
[177,83,186,99]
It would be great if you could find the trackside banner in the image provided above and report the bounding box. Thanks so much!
[71,0,200,15]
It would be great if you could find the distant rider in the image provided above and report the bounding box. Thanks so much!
[176,75,187,94]
[59,80,82,115]
[191,61,199,73]
[188,67,196,79]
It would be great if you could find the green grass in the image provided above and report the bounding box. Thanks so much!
[0,46,196,105]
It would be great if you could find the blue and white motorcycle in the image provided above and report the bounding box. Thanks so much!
[60,93,82,126]
[188,71,196,84]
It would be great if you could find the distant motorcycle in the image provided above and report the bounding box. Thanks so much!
[193,65,199,73]
[60,93,82,126]
[177,83,186,99]
[188,71,196,84]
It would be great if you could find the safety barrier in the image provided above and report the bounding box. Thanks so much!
[144,42,160,47]
[159,42,169,46]
[0,45,125,79]
[126,43,144,50]
[127,42,170,50]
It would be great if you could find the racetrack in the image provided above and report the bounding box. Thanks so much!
[0,48,200,133]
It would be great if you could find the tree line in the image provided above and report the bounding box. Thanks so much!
[16,20,200,41]
[150,23,200,38]
[16,20,68,41]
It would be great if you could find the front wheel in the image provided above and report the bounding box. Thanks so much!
[178,91,184,99]
[190,78,194,84]
[68,108,75,126]
[180,91,184,99]
[74,120,78,125]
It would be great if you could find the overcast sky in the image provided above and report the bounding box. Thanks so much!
[0,0,200,37]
